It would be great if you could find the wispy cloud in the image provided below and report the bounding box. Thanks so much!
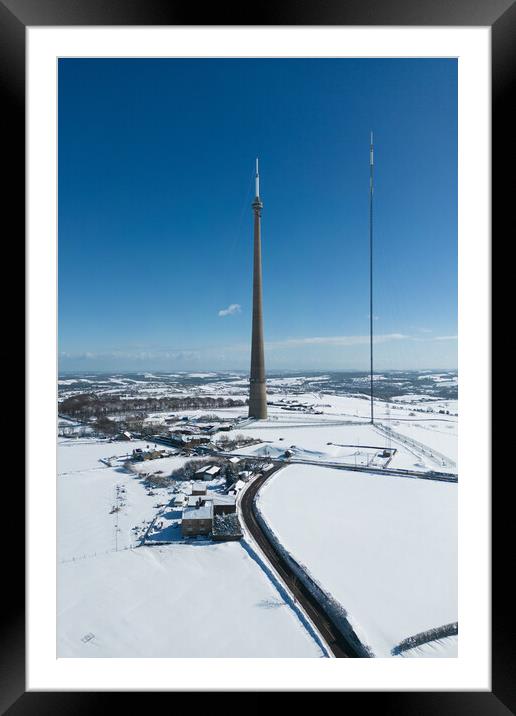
[59,349,201,362]
[267,333,408,349]
[433,335,458,341]
[218,303,241,317]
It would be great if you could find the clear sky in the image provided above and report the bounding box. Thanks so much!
[58,58,457,372]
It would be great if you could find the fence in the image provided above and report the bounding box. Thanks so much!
[374,422,457,471]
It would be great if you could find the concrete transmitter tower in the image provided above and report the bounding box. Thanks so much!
[248,158,268,419]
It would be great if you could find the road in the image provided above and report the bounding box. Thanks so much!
[239,467,366,658]
[222,451,457,482]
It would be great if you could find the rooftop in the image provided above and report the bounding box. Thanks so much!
[182,504,213,520]
[204,465,221,476]
[194,465,210,474]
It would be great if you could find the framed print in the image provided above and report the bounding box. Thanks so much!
[3,0,507,709]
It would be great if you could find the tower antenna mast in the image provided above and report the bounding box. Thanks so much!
[248,157,267,419]
[369,131,374,424]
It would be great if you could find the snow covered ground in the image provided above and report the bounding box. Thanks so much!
[57,438,326,657]
[58,543,325,658]
[148,392,458,472]
[57,375,457,658]
[256,464,457,658]
[388,419,458,464]
[225,417,450,472]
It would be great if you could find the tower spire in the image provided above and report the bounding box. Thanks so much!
[248,159,267,419]
[369,130,374,424]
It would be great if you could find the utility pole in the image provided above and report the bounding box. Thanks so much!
[369,131,375,424]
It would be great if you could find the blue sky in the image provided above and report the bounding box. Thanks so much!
[58,58,457,372]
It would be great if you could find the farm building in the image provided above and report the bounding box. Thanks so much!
[132,447,168,462]
[203,465,221,480]
[194,464,221,481]
[181,504,213,537]
[191,482,207,496]
[211,494,236,516]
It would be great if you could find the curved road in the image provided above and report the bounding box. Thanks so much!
[239,468,365,658]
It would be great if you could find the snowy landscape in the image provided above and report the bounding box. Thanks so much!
[58,370,457,658]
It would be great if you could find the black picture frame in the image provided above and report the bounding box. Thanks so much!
[5,0,504,710]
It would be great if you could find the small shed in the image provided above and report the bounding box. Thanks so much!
[261,462,275,474]
[172,494,186,508]
[191,482,207,496]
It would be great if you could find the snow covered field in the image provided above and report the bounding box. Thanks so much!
[57,439,326,657]
[225,416,451,472]
[58,543,325,658]
[257,464,457,658]
[388,419,458,464]
[57,373,458,658]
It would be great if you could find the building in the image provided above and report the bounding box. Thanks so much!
[116,431,133,441]
[228,479,246,494]
[248,158,268,419]
[132,447,167,461]
[172,494,186,508]
[181,504,213,537]
[194,464,221,481]
[191,482,207,496]
[203,465,221,480]
[168,433,211,448]
[261,462,275,475]
[212,494,237,516]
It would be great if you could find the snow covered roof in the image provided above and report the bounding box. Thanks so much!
[211,494,236,506]
[204,465,220,476]
[183,505,213,520]
[194,465,210,474]
[229,456,242,464]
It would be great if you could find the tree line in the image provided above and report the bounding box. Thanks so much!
[60,392,246,424]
